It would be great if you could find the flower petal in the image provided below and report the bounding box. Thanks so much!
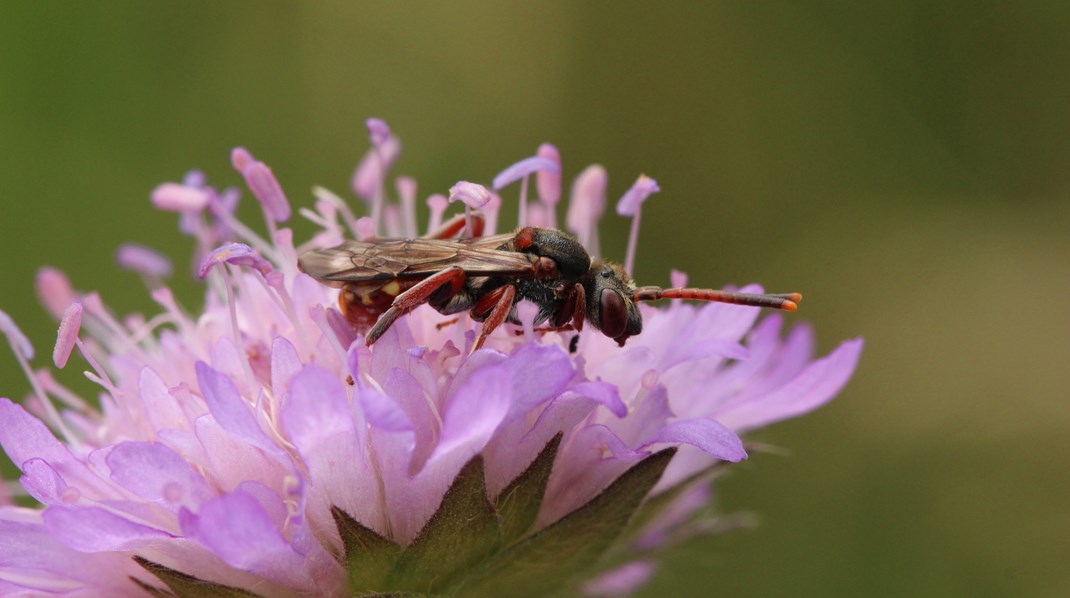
[642,418,746,463]
[43,506,170,552]
[105,441,214,509]
[717,338,864,432]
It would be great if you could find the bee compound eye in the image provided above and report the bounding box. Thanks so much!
[599,289,628,339]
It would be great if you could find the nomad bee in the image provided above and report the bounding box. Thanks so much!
[298,216,801,351]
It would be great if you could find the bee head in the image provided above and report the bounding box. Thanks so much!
[583,260,642,346]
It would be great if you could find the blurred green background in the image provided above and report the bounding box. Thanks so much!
[2,2,1068,596]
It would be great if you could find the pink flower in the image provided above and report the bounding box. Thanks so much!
[0,123,862,597]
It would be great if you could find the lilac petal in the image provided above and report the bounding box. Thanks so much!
[241,160,292,223]
[535,143,562,205]
[643,418,746,462]
[138,367,189,432]
[0,398,70,468]
[0,517,149,593]
[492,156,560,191]
[352,135,401,201]
[384,367,439,469]
[448,181,492,209]
[0,309,34,360]
[234,481,288,530]
[366,118,392,146]
[583,561,657,597]
[35,267,77,320]
[116,244,173,278]
[567,165,608,232]
[281,366,384,535]
[718,338,864,432]
[270,336,302,398]
[661,337,749,372]
[43,506,170,552]
[280,365,357,448]
[570,381,627,417]
[616,174,660,216]
[483,380,623,498]
[433,363,511,462]
[20,458,69,504]
[500,344,575,422]
[198,243,273,279]
[358,386,413,433]
[194,361,280,457]
[179,491,313,587]
[52,302,82,369]
[105,441,214,508]
[151,182,210,212]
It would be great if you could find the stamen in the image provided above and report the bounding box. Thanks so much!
[519,176,529,228]
[670,269,688,307]
[198,243,274,280]
[151,182,210,212]
[34,267,77,321]
[566,164,607,256]
[0,308,78,446]
[536,143,561,229]
[483,192,502,236]
[426,194,448,235]
[0,310,34,360]
[260,271,312,355]
[309,304,350,368]
[492,156,559,191]
[384,205,402,237]
[366,118,392,147]
[35,369,92,413]
[352,123,401,236]
[312,186,361,239]
[53,302,82,369]
[206,191,281,263]
[448,181,491,237]
[616,174,660,275]
[116,244,173,289]
[182,169,206,188]
[150,287,199,350]
[231,147,292,225]
[355,217,376,241]
[492,155,559,231]
[396,176,418,238]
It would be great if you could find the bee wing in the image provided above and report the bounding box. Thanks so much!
[298,236,535,285]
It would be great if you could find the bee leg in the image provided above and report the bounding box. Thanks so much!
[571,283,586,332]
[470,284,517,351]
[366,267,467,346]
[551,283,586,332]
[427,213,486,239]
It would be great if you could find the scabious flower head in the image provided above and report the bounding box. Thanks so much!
[0,121,862,597]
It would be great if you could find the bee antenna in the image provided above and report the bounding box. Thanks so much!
[632,286,801,312]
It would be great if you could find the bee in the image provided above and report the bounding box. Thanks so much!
[298,215,801,351]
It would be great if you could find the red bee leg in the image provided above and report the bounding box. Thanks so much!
[471,284,517,351]
[366,267,467,345]
[427,213,486,239]
[551,282,585,332]
[570,282,585,332]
